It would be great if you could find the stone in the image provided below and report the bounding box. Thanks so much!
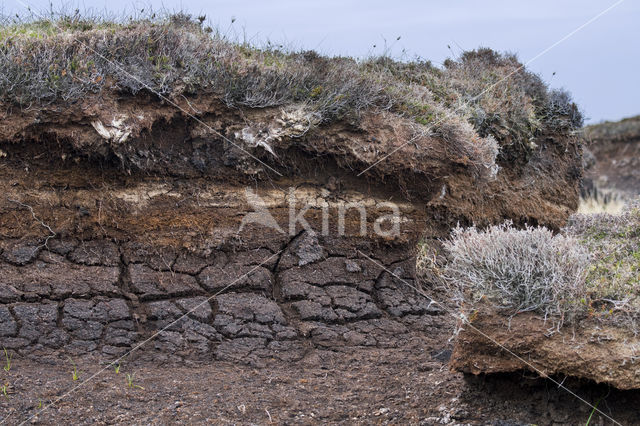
[227,248,278,269]
[175,297,213,322]
[325,285,382,320]
[292,300,338,322]
[67,339,98,354]
[146,300,182,320]
[39,328,69,348]
[292,232,324,266]
[122,242,177,271]
[104,326,137,347]
[172,253,209,275]
[375,273,431,317]
[279,257,381,288]
[13,303,58,342]
[214,337,267,363]
[0,283,22,303]
[102,345,129,356]
[0,240,40,265]
[279,280,330,304]
[64,299,108,322]
[100,299,131,321]
[62,317,103,340]
[47,239,77,255]
[2,263,120,299]
[345,259,362,273]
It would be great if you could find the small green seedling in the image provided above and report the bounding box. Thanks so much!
[37,399,42,409]
[1,384,8,399]
[125,373,144,390]
[114,363,121,374]
[2,348,11,372]
[585,397,602,426]
[67,357,80,381]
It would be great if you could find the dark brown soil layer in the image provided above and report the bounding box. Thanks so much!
[2,314,639,425]
[0,92,581,361]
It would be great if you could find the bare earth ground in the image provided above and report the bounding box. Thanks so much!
[2,310,638,426]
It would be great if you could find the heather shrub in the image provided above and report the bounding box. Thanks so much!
[440,48,583,150]
[442,222,591,327]
[0,12,392,123]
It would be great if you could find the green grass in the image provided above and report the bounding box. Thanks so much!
[567,200,640,327]
[2,348,11,372]
[67,356,80,381]
[125,373,144,390]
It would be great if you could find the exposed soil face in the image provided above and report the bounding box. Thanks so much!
[0,162,434,363]
[450,307,640,391]
[582,115,640,198]
[0,92,581,360]
[0,91,586,423]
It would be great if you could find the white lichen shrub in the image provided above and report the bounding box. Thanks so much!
[442,222,591,327]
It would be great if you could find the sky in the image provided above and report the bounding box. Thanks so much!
[4,0,639,124]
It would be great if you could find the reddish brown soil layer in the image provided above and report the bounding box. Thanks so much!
[450,308,640,391]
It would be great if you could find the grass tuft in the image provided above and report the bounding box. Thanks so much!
[67,356,80,381]
[566,199,640,331]
[2,348,11,372]
[125,372,144,390]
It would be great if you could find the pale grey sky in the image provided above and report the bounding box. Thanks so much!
[5,0,639,124]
